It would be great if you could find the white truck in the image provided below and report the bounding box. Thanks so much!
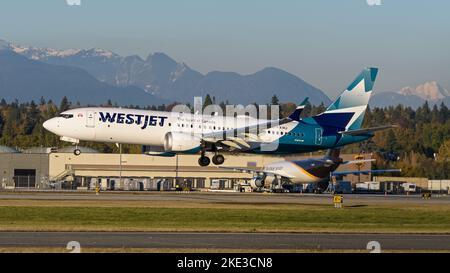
[401,183,417,193]
[355,182,380,191]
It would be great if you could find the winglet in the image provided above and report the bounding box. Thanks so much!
[288,97,309,121]
[299,97,309,107]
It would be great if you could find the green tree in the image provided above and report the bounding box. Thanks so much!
[0,112,3,138]
[59,96,70,112]
[203,94,213,109]
[271,95,279,105]
[438,139,450,161]
[39,96,46,106]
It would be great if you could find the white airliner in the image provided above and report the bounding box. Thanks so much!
[43,67,392,166]
[221,149,400,190]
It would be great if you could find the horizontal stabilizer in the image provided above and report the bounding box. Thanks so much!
[339,125,396,136]
[332,169,401,176]
[342,159,376,165]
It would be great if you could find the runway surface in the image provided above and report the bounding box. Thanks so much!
[1,191,450,205]
[1,192,449,251]
[1,232,450,251]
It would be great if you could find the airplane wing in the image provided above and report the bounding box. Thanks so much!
[338,125,397,136]
[342,159,375,165]
[219,166,296,179]
[313,158,374,167]
[331,169,401,176]
[203,117,291,138]
[202,117,291,150]
[202,98,310,150]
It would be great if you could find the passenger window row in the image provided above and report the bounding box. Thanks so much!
[173,123,305,137]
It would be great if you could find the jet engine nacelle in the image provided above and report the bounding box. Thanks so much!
[250,174,270,189]
[164,132,201,152]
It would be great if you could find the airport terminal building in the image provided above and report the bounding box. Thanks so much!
[3,146,449,193]
[1,145,375,191]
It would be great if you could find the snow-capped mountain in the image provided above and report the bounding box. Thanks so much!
[0,48,166,106]
[12,45,82,60]
[370,81,450,109]
[0,39,11,50]
[0,38,331,105]
[399,81,450,101]
[2,39,119,60]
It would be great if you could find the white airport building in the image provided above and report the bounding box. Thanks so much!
[0,145,377,192]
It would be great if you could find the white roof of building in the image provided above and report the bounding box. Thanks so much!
[0,145,20,153]
[57,146,99,154]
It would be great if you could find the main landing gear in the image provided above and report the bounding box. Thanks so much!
[198,153,225,167]
[198,155,211,167]
[212,154,225,165]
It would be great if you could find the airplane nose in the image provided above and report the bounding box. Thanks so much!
[43,118,57,132]
[43,120,49,130]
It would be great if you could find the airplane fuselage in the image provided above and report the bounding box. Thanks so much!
[261,158,340,184]
[43,107,371,155]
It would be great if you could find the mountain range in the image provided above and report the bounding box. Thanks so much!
[0,50,167,106]
[0,38,449,109]
[0,39,331,106]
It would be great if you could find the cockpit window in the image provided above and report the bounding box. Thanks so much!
[59,114,74,119]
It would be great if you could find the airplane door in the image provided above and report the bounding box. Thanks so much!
[315,128,323,145]
[86,111,96,128]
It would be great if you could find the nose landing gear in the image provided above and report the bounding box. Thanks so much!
[73,146,81,156]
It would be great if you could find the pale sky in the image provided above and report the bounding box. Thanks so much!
[0,0,449,97]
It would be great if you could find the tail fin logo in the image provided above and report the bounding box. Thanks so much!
[346,67,378,93]
[327,67,378,111]
[311,67,379,131]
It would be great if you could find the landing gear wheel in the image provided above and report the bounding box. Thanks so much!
[212,154,225,165]
[74,148,81,156]
[198,156,211,167]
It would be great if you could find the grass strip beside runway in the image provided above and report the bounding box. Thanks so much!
[0,205,449,233]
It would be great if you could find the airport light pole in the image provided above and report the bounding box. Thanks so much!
[433,153,448,197]
[175,154,179,187]
[439,160,445,197]
[118,143,122,188]
[441,157,448,196]
[355,154,364,184]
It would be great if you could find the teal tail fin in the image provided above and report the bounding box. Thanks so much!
[319,67,379,130]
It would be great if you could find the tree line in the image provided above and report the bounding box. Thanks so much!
[0,95,449,178]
